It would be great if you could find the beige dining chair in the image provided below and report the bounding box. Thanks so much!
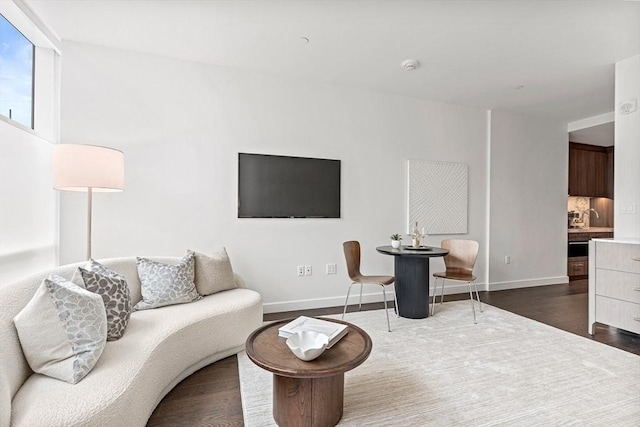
[342,241,397,332]
[431,239,483,323]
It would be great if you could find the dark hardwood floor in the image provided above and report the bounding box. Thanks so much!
[147,281,640,426]
[480,279,640,355]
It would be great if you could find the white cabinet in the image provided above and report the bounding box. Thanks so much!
[588,240,640,335]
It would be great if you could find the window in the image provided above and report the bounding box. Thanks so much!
[0,14,34,129]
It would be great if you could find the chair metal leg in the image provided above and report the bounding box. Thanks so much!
[473,281,483,312]
[358,283,364,311]
[381,285,391,332]
[468,282,477,324]
[393,283,399,317]
[342,282,355,319]
[439,277,446,305]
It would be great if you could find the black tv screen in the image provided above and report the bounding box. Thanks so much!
[238,153,341,218]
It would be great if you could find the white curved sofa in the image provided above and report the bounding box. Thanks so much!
[0,257,263,427]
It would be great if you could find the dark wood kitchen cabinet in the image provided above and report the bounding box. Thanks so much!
[568,142,613,198]
[568,257,588,278]
[567,231,613,280]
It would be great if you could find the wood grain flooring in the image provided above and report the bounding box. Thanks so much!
[147,281,639,426]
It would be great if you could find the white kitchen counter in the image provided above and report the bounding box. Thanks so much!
[592,238,640,245]
[568,227,614,233]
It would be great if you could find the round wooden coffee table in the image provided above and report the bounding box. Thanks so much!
[245,318,372,427]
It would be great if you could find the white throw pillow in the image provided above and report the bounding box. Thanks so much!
[189,248,237,296]
[134,252,201,310]
[13,275,107,384]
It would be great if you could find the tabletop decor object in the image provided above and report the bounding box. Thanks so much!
[279,315,348,348]
[411,221,422,247]
[286,331,329,361]
[390,233,402,248]
[403,245,433,251]
[53,144,124,260]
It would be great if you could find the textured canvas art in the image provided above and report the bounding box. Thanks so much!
[407,160,468,234]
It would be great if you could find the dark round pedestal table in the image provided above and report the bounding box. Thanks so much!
[376,245,449,319]
[245,318,372,427]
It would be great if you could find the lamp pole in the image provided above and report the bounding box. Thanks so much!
[87,187,93,260]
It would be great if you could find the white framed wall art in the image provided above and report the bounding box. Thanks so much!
[407,160,468,235]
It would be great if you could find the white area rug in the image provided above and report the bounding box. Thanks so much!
[238,301,640,426]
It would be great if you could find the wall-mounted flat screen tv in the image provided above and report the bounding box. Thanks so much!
[238,153,341,218]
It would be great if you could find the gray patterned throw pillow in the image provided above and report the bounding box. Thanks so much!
[13,275,107,384]
[78,259,132,341]
[134,253,201,311]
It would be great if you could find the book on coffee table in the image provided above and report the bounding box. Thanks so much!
[278,316,349,349]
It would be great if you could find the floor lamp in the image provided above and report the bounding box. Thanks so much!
[53,144,125,260]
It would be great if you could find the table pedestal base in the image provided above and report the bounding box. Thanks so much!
[273,373,344,427]
[394,256,430,318]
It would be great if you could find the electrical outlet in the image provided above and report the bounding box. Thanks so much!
[504,256,511,265]
[326,263,337,275]
[305,265,312,276]
[297,265,305,276]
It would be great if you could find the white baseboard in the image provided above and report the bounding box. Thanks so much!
[262,291,395,314]
[487,276,569,292]
[263,276,570,314]
[264,282,482,314]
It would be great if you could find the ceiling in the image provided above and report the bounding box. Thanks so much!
[23,0,640,126]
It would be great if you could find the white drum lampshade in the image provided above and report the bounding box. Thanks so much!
[53,144,124,192]
[53,144,125,260]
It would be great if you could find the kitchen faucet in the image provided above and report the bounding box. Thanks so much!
[582,208,600,221]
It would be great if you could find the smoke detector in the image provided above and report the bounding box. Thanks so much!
[401,59,419,71]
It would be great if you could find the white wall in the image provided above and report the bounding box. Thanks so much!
[488,110,568,290]
[614,55,640,240]
[59,41,568,312]
[0,122,56,284]
[59,41,490,311]
[0,3,60,285]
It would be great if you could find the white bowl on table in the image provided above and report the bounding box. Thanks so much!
[286,331,329,361]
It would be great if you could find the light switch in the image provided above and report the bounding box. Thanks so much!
[621,202,637,214]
